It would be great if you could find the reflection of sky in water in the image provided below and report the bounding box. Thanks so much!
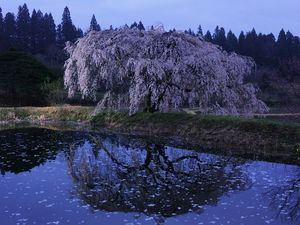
[0,128,299,225]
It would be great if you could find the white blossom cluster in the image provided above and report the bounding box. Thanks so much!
[64,28,268,115]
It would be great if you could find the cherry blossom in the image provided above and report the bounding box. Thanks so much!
[64,28,268,115]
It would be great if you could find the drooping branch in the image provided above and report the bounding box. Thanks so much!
[64,28,269,115]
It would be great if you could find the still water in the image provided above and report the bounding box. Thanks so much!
[0,127,299,225]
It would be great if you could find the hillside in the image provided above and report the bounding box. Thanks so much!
[0,51,58,106]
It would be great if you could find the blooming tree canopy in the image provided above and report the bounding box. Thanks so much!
[64,27,268,115]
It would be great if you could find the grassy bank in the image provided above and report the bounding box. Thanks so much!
[92,112,300,164]
[0,106,299,164]
[0,106,94,122]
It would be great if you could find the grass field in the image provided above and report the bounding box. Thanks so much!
[0,106,94,122]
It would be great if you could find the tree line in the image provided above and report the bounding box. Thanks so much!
[189,26,300,103]
[1,4,299,69]
[184,26,300,69]
[0,4,102,54]
[1,4,300,82]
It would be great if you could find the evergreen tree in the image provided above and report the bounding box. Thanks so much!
[197,25,203,36]
[4,13,17,44]
[137,21,145,31]
[61,6,77,43]
[255,33,265,63]
[226,30,238,52]
[256,33,276,65]
[212,26,219,43]
[56,24,63,46]
[0,8,6,52]
[254,33,274,65]
[204,31,213,42]
[0,8,3,35]
[276,29,287,59]
[16,4,31,51]
[30,9,42,53]
[285,31,297,57]
[169,28,176,33]
[244,28,258,58]
[76,28,83,38]
[292,35,300,56]
[44,13,56,46]
[185,28,195,36]
[213,26,226,48]
[130,22,138,29]
[277,29,286,44]
[89,14,101,31]
[238,31,246,55]
[30,10,56,53]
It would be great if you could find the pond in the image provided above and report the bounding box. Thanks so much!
[0,127,299,225]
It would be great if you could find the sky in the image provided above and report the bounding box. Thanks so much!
[1,0,300,36]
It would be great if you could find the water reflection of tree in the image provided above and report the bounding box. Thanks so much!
[266,171,300,225]
[0,128,63,174]
[67,134,251,222]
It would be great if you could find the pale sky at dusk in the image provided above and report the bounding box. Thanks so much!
[1,0,299,36]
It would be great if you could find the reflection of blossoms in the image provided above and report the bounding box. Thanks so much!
[266,172,300,225]
[67,135,251,219]
[64,28,268,115]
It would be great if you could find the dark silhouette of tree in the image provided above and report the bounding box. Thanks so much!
[244,28,258,59]
[30,9,42,53]
[276,29,287,58]
[16,4,31,51]
[238,31,246,55]
[0,8,3,35]
[89,14,101,31]
[204,30,213,42]
[185,28,195,36]
[2,5,58,54]
[226,30,238,52]
[76,28,83,38]
[44,13,56,47]
[130,22,138,29]
[0,8,6,52]
[213,26,226,48]
[197,25,203,36]
[137,21,145,31]
[255,33,276,65]
[30,10,56,53]
[285,31,299,57]
[56,24,63,47]
[0,8,7,53]
[3,12,17,46]
[61,6,77,43]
